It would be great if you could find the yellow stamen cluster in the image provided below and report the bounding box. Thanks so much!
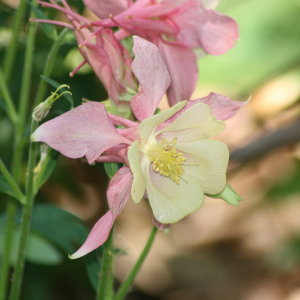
[147,138,186,184]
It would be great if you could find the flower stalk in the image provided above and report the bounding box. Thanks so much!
[34,28,69,107]
[97,229,115,300]
[9,120,39,300]
[114,226,158,300]
[3,0,28,82]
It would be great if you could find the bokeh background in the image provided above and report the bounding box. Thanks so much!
[1,0,300,299]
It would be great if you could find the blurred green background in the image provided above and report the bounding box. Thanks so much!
[1,0,300,299]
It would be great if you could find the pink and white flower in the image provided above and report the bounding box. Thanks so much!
[32,37,243,258]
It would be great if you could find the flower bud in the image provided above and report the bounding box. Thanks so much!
[32,101,51,122]
[32,84,72,122]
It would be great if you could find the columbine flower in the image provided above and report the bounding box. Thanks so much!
[128,100,228,223]
[32,37,243,258]
[36,0,238,105]
[86,0,239,104]
[36,0,137,104]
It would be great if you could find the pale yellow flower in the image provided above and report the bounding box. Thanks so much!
[128,101,229,224]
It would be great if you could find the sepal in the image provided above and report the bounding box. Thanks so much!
[208,184,243,207]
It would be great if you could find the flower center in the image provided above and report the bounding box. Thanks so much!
[146,138,186,184]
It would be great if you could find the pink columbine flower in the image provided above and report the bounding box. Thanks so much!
[85,0,239,105]
[32,37,243,259]
[37,0,238,106]
[36,0,137,104]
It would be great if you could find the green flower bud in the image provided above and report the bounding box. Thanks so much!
[32,84,72,122]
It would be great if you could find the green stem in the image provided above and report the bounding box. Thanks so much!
[12,0,38,185]
[34,28,69,106]
[0,159,25,204]
[0,1,38,299]
[97,229,115,300]
[3,0,28,82]
[0,154,23,300]
[9,120,38,300]
[0,68,18,125]
[0,201,17,300]
[114,226,158,300]
[17,11,38,134]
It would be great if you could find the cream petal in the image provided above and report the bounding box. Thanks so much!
[177,139,229,195]
[128,141,146,203]
[158,103,225,143]
[146,166,204,224]
[139,101,186,141]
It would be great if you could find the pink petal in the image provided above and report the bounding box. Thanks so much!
[131,36,170,121]
[191,93,245,121]
[164,93,244,124]
[110,0,185,37]
[84,0,129,19]
[158,40,198,106]
[32,102,130,164]
[69,166,133,259]
[113,17,176,38]
[172,1,238,55]
[122,0,186,18]
[200,10,239,55]
[69,211,114,259]
[107,166,133,216]
[76,28,135,103]
[101,29,136,92]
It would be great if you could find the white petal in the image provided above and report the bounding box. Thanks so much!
[128,141,146,203]
[158,103,225,143]
[139,101,186,141]
[146,167,204,224]
[177,139,229,195]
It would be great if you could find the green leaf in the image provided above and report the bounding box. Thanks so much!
[26,232,63,265]
[0,174,16,198]
[31,5,58,40]
[30,204,89,254]
[34,148,59,195]
[0,228,63,265]
[104,163,119,179]
[84,250,102,291]
[0,159,25,203]
[0,175,25,203]
[40,76,74,108]
[30,204,101,289]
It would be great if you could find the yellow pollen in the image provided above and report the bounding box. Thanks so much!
[147,138,186,184]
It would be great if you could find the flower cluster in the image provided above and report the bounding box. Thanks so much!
[37,0,238,105]
[33,0,243,258]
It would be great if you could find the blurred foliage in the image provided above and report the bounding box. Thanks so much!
[267,163,300,204]
[199,0,300,97]
[269,235,300,272]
